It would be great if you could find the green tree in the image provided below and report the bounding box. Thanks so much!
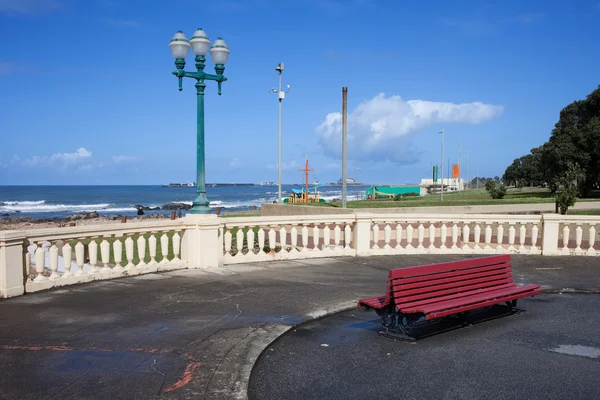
[555,163,585,215]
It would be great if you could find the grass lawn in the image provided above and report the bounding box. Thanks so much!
[293,187,600,209]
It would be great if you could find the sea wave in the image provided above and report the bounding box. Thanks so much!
[0,202,112,213]
[0,200,46,206]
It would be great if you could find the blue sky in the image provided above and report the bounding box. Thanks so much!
[1,0,599,185]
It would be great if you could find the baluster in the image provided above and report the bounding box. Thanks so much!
[440,224,448,250]
[148,234,157,265]
[562,224,570,252]
[496,224,504,248]
[474,224,481,250]
[428,224,436,250]
[344,224,352,250]
[417,224,425,249]
[247,228,256,254]
[258,227,266,253]
[125,236,134,269]
[62,243,73,277]
[406,224,414,249]
[280,226,288,251]
[301,226,308,251]
[268,227,276,252]
[519,224,526,251]
[160,233,169,263]
[236,228,244,255]
[462,224,470,250]
[137,235,147,268]
[588,224,596,255]
[384,224,392,249]
[484,225,492,249]
[451,224,459,249]
[113,238,123,271]
[312,226,320,251]
[334,225,341,248]
[34,245,47,281]
[324,224,332,250]
[25,251,32,280]
[224,230,232,255]
[290,226,298,252]
[88,240,99,274]
[575,224,583,252]
[372,224,380,250]
[49,244,59,280]
[172,232,181,262]
[75,241,85,276]
[508,224,516,251]
[395,223,403,249]
[531,224,539,250]
[101,239,111,272]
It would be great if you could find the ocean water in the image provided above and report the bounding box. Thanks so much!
[0,185,368,219]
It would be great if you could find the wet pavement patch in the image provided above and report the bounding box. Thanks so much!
[249,294,600,400]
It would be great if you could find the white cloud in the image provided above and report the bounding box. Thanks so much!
[22,147,92,167]
[0,0,62,15]
[316,93,503,163]
[112,155,137,163]
[228,157,241,169]
[324,162,340,169]
[78,164,93,171]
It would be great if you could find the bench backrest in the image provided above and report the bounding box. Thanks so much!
[387,255,513,310]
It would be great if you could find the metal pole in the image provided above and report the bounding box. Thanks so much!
[342,87,348,208]
[466,151,469,191]
[476,162,479,189]
[191,79,211,214]
[458,144,462,192]
[277,64,283,203]
[440,129,444,200]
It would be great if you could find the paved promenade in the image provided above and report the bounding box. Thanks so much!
[1,255,599,399]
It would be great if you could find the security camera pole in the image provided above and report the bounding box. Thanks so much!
[276,63,285,203]
[342,87,348,208]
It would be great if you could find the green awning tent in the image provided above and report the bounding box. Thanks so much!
[366,185,420,198]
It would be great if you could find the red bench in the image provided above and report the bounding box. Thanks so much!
[358,255,542,339]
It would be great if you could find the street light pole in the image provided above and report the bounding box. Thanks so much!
[440,129,444,201]
[458,143,462,192]
[466,151,469,190]
[169,29,230,214]
[270,64,288,203]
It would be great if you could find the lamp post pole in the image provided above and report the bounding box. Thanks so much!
[440,129,444,201]
[169,29,230,214]
[276,63,284,203]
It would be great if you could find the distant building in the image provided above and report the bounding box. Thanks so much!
[420,178,464,192]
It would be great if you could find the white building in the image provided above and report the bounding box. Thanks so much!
[420,178,464,192]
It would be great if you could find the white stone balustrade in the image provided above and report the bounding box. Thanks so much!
[221,216,355,264]
[3,212,600,298]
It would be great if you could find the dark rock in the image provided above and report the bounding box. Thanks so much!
[161,203,192,210]
[69,211,100,221]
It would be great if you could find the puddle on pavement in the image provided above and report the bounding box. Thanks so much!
[549,344,600,359]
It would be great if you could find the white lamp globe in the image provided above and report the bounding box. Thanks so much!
[209,37,230,65]
[169,31,191,59]
[190,28,211,57]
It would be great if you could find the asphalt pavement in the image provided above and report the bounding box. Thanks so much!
[0,254,599,399]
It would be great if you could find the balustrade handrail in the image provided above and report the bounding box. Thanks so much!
[369,213,544,224]
[12,219,187,243]
[221,214,356,227]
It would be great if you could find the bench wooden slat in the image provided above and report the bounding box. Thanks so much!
[388,255,511,279]
[426,287,543,319]
[402,285,542,317]
[357,295,389,309]
[391,267,511,292]
[390,264,511,286]
[393,274,514,299]
[395,282,518,309]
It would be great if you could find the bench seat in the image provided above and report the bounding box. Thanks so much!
[357,255,542,338]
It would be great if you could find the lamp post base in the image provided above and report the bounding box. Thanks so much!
[190,204,213,214]
[190,193,212,214]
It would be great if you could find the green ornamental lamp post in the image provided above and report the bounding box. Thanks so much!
[169,29,230,214]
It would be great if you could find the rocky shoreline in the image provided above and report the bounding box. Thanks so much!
[0,202,193,231]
